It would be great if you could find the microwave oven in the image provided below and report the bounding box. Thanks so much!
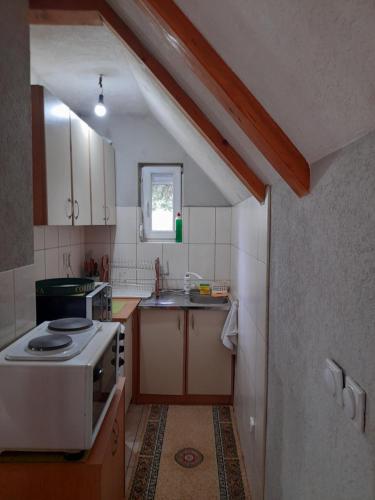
[0,321,120,452]
[36,282,112,324]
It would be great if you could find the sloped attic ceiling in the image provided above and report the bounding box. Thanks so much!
[30,24,249,204]
[108,0,375,167]
[126,50,250,204]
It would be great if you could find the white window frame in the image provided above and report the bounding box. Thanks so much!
[140,164,182,241]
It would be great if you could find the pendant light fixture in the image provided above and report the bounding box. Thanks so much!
[94,74,107,117]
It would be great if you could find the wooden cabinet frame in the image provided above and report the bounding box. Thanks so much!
[132,309,234,405]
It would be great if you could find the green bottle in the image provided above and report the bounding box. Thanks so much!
[175,212,183,242]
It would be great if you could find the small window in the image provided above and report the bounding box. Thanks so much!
[140,164,182,241]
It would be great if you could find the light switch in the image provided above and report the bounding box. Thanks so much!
[324,359,344,406]
[343,376,366,432]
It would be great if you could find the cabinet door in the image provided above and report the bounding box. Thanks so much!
[89,129,106,225]
[104,141,116,225]
[100,384,125,500]
[188,310,232,395]
[140,310,184,395]
[44,90,72,225]
[70,112,91,225]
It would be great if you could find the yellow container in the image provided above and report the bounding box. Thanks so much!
[199,283,211,295]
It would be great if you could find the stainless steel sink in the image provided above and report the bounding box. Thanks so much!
[189,290,229,305]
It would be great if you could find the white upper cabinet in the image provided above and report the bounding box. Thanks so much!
[89,128,106,226]
[104,141,116,225]
[70,112,91,225]
[32,85,117,227]
[43,90,72,225]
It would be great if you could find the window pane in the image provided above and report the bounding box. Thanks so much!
[151,173,174,231]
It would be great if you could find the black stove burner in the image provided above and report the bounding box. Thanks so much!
[28,334,73,352]
[48,317,93,333]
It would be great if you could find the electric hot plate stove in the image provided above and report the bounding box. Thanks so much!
[5,318,102,362]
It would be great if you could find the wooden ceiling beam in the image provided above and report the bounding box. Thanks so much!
[29,0,266,202]
[135,0,310,196]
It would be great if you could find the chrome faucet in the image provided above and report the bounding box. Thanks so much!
[155,257,161,298]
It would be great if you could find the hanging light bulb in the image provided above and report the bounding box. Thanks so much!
[94,75,107,117]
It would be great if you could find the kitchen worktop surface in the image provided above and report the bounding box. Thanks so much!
[112,298,140,321]
[139,290,231,310]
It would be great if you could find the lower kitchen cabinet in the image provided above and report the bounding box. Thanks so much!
[140,309,184,395]
[137,308,233,403]
[0,378,125,500]
[188,310,232,395]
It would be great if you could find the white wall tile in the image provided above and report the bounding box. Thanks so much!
[85,243,111,265]
[163,279,184,290]
[70,245,82,277]
[85,226,110,244]
[0,270,15,348]
[44,226,59,249]
[58,246,71,278]
[182,207,189,243]
[71,226,82,246]
[215,244,231,281]
[189,207,215,243]
[137,243,162,280]
[163,243,188,279]
[34,250,45,281]
[188,244,215,280]
[33,226,45,251]
[45,248,59,279]
[254,332,267,486]
[14,265,36,337]
[112,206,137,244]
[58,226,71,247]
[257,195,269,264]
[215,207,232,244]
[111,244,137,282]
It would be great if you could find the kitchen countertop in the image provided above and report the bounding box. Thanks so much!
[112,298,140,321]
[139,290,231,311]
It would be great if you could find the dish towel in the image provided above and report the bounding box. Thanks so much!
[221,300,238,352]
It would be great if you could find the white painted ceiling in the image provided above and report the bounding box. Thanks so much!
[109,0,375,168]
[30,25,149,116]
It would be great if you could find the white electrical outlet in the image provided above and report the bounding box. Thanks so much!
[324,358,344,406]
[343,376,366,432]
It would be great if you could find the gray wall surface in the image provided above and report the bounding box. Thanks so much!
[266,131,375,500]
[0,1,33,271]
[85,113,230,207]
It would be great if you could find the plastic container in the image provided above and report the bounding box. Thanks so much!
[175,212,183,242]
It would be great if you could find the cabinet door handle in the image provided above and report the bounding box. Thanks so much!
[191,313,195,331]
[74,200,79,220]
[106,206,110,222]
[178,315,181,332]
[65,198,73,219]
[103,205,106,222]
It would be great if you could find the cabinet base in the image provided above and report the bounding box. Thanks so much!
[134,394,233,405]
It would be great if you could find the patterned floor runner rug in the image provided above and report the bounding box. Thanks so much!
[127,405,250,500]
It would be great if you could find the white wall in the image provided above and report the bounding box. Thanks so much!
[231,194,270,500]
[84,113,230,207]
[266,131,375,500]
[85,206,231,289]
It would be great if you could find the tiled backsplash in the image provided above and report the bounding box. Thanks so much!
[34,226,85,281]
[231,194,269,500]
[85,206,231,290]
[0,226,85,350]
